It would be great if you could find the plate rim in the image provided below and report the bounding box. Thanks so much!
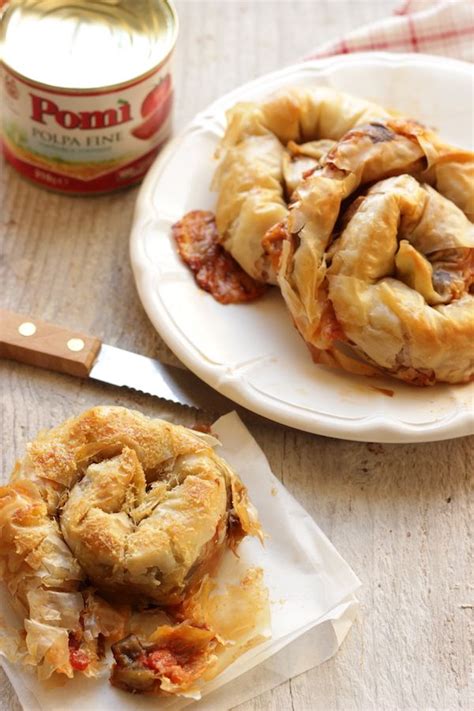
[130,51,474,443]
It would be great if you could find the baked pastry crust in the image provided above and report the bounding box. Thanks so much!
[276,120,474,384]
[213,86,391,282]
[183,87,473,384]
[326,175,474,383]
[0,407,267,691]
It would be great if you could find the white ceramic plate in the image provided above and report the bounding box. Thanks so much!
[130,52,474,443]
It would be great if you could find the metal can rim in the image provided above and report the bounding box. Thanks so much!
[0,0,179,95]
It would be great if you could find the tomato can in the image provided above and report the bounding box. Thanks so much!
[0,0,178,194]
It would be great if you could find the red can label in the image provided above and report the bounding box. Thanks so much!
[1,59,173,193]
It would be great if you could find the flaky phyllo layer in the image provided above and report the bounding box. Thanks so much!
[0,407,270,697]
[212,87,474,385]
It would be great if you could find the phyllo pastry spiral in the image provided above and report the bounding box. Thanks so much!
[327,175,474,383]
[212,86,390,283]
[274,119,474,384]
[0,407,269,695]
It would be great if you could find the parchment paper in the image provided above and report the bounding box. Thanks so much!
[1,412,361,710]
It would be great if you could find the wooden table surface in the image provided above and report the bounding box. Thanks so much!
[1,2,472,710]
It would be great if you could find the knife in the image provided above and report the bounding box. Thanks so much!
[0,309,232,412]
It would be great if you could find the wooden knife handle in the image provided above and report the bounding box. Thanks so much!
[0,309,102,378]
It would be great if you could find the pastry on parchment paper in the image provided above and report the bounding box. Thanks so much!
[0,406,269,696]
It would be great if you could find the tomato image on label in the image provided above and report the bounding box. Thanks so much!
[131,74,173,140]
[141,74,171,117]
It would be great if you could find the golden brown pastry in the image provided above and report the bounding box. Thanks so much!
[326,175,474,384]
[0,407,268,694]
[212,86,391,283]
[174,85,473,384]
[275,119,474,383]
[282,139,336,198]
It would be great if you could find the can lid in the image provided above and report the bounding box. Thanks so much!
[1,0,178,90]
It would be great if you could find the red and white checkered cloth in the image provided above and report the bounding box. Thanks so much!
[307,0,474,63]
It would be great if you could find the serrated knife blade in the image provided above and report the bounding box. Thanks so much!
[90,343,230,411]
[0,309,232,413]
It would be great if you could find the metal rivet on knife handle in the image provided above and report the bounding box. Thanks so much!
[67,338,85,352]
[18,321,37,337]
[0,309,102,378]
